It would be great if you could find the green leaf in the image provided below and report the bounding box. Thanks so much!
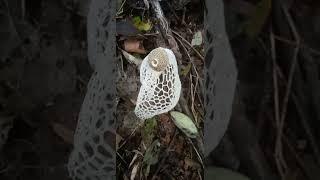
[170,111,198,138]
[191,31,203,46]
[142,117,157,147]
[205,167,251,180]
[244,0,271,39]
[132,16,152,32]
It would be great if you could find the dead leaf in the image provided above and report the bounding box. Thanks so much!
[51,122,74,144]
[121,50,143,65]
[124,39,146,54]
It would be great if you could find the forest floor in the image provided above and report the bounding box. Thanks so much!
[115,1,204,180]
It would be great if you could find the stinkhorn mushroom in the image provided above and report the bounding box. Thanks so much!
[135,47,181,120]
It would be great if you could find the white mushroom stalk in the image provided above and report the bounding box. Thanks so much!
[135,47,181,120]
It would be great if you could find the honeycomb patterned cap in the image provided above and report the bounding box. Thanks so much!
[135,47,181,120]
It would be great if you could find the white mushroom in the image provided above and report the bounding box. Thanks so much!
[135,47,181,120]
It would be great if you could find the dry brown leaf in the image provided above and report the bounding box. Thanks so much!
[124,39,146,54]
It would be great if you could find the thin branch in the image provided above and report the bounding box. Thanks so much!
[171,30,204,61]
[279,4,301,125]
[187,137,204,170]
[270,29,287,179]
[270,31,280,129]
[275,49,320,167]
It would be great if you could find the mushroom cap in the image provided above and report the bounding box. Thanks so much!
[148,47,168,72]
[135,47,181,120]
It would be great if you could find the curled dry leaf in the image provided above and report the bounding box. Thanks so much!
[121,50,143,65]
[124,39,146,54]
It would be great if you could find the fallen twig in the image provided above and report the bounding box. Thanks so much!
[150,0,169,35]
[273,4,302,178]
[270,29,288,179]
[279,3,300,130]
[116,0,127,16]
[270,45,320,167]
[187,137,204,170]
[260,33,320,56]
[172,30,204,62]
[272,35,320,56]
[174,34,203,122]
